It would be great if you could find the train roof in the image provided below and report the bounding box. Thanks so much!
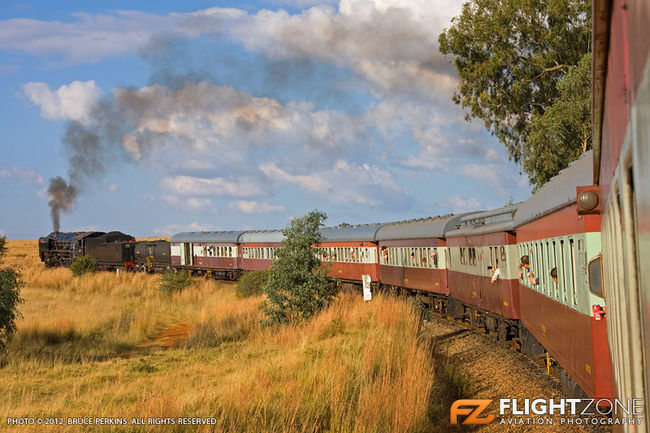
[239,230,285,243]
[170,231,246,243]
[513,150,593,227]
[375,213,474,240]
[319,223,388,242]
[446,205,520,237]
[42,231,106,241]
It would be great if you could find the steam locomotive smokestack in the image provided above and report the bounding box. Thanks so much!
[47,176,77,232]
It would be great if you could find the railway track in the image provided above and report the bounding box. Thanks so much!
[425,313,611,432]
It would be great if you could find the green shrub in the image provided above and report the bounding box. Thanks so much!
[261,210,338,326]
[0,236,24,353]
[70,255,97,277]
[159,269,192,295]
[236,269,270,298]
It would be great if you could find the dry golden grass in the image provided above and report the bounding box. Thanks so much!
[1,241,435,433]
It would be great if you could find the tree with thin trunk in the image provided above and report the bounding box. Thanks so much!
[438,0,591,189]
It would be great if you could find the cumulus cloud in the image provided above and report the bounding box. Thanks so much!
[0,166,45,185]
[161,195,218,213]
[440,195,482,213]
[458,162,529,194]
[458,163,504,192]
[230,200,285,214]
[9,1,535,225]
[0,9,242,63]
[160,175,268,197]
[152,221,215,236]
[261,160,410,207]
[23,80,100,124]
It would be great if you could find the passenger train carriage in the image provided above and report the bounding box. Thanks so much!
[374,215,467,311]
[240,230,284,272]
[593,0,650,427]
[318,224,385,286]
[170,231,244,280]
[445,206,521,340]
[514,151,612,400]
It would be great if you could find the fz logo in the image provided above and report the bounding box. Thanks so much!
[450,399,495,425]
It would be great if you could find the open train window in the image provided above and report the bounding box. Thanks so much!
[588,255,603,297]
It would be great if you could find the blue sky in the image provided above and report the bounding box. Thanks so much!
[0,0,531,239]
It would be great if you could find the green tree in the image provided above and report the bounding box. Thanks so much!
[261,210,337,326]
[438,0,591,187]
[0,236,24,352]
[523,53,592,189]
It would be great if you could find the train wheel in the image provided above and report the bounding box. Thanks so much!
[519,327,545,356]
[560,369,589,400]
[497,321,508,341]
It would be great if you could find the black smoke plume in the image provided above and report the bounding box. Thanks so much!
[47,177,77,232]
[46,121,112,231]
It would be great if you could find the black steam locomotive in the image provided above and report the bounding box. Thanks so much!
[38,231,170,272]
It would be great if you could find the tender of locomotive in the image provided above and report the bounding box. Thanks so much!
[514,151,612,400]
[374,214,468,311]
[83,231,137,270]
[445,206,521,341]
[170,231,245,280]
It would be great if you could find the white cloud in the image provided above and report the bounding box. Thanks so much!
[0,9,243,64]
[160,195,217,213]
[458,163,504,191]
[152,221,215,236]
[485,148,500,162]
[180,160,216,171]
[229,200,285,214]
[0,166,45,185]
[186,197,217,213]
[260,160,408,206]
[160,175,268,197]
[440,195,482,213]
[268,0,338,7]
[23,80,100,124]
[458,162,529,194]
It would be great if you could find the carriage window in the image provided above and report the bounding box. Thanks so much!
[544,242,557,297]
[569,239,578,306]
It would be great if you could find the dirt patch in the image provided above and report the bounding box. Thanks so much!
[149,323,193,347]
[425,314,611,433]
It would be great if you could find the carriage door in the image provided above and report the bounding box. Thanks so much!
[186,243,194,266]
[181,243,193,266]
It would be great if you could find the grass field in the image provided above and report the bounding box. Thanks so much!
[0,241,437,432]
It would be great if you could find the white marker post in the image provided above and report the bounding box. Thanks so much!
[362,274,372,301]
